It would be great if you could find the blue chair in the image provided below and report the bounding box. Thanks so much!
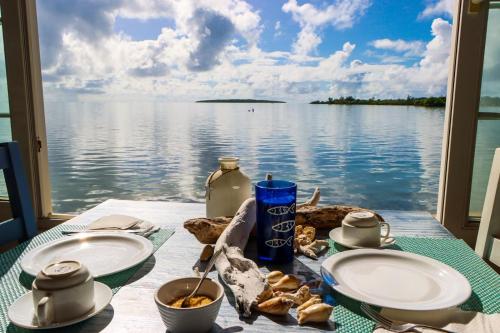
[0,141,37,245]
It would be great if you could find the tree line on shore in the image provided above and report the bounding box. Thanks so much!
[310,96,446,107]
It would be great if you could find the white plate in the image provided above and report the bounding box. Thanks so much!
[21,232,153,277]
[321,249,471,311]
[329,227,395,249]
[8,282,112,330]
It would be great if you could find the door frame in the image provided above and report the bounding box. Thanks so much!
[0,0,53,220]
[437,0,491,246]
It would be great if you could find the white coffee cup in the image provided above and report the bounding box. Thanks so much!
[32,260,95,326]
[342,211,390,247]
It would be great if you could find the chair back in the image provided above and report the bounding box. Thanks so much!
[475,148,500,267]
[0,142,37,245]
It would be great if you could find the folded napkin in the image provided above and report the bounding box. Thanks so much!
[88,215,159,237]
[373,308,500,333]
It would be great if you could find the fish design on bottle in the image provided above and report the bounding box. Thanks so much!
[265,235,294,248]
[271,220,295,232]
[267,203,295,216]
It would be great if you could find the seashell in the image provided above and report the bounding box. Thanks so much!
[296,296,322,313]
[257,296,294,315]
[297,303,334,325]
[271,274,302,291]
[200,244,214,261]
[291,285,311,305]
[256,285,274,304]
[271,286,310,306]
[299,239,330,260]
[266,271,284,284]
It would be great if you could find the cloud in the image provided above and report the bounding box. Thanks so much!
[419,0,455,19]
[187,9,236,71]
[282,0,372,55]
[274,21,282,37]
[370,39,425,57]
[37,0,122,68]
[36,1,454,102]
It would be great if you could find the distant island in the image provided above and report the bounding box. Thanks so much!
[480,96,500,106]
[311,96,446,107]
[196,99,285,103]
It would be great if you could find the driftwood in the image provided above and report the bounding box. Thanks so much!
[295,205,384,229]
[184,216,232,244]
[214,198,272,318]
[184,187,383,244]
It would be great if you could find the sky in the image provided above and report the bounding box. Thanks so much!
[35,0,473,103]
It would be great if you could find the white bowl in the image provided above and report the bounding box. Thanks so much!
[154,277,224,333]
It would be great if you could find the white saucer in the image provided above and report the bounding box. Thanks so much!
[8,282,112,330]
[329,227,395,249]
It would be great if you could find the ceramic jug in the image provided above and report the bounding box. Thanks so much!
[205,157,251,217]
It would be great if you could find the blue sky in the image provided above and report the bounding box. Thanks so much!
[36,0,458,102]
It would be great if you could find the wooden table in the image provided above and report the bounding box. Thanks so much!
[59,200,452,332]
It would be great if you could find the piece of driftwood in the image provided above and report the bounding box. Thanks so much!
[184,216,232,244]
[295,205,384,229]
[184,188,384,243]
[214,198,272,318]
[296,187,320,209]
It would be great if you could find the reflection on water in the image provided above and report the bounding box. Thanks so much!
[45,102,445,214]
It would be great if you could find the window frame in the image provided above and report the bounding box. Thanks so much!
[0,0,61,224]
[437,0,493,246]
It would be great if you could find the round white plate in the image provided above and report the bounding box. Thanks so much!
[321,249,471,311]
[21,232,153,277]
[8,282,112,330]
[329,227,395,249]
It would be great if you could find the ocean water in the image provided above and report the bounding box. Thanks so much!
[44,102,445,214]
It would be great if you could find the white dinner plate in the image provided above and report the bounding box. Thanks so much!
[8,282,112,330]
[21,232,153,277]
[329,227,396,249]
[321,249,471,311]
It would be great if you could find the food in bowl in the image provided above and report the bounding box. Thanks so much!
[155,277,224,333]
[168,295,213,308]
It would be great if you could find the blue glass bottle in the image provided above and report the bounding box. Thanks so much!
[255,180,297,264]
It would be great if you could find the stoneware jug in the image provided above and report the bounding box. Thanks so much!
[205,157,251,218]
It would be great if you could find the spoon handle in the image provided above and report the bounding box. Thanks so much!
[182,248,222,307]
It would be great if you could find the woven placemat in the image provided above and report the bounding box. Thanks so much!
[0,224,174,332]
[326,236,500,333]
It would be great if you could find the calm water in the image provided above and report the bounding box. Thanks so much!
[44,102,445,214]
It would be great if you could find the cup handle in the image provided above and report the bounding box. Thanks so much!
[36,296,54,326]
[380,222,391,241]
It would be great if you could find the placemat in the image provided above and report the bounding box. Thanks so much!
[0,224,175,332]
[325,236,500,333]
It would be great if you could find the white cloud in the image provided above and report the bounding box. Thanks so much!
[419,0,455,19]
[282,0,372,55]
[37,1,454,103]
[370,39,425,57]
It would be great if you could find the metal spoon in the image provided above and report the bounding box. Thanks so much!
[181,248,222,308]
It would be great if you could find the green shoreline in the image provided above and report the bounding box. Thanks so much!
[310,96,446,107]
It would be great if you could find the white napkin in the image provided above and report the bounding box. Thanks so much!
[88,215,159,237]
[373,308,500,333]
